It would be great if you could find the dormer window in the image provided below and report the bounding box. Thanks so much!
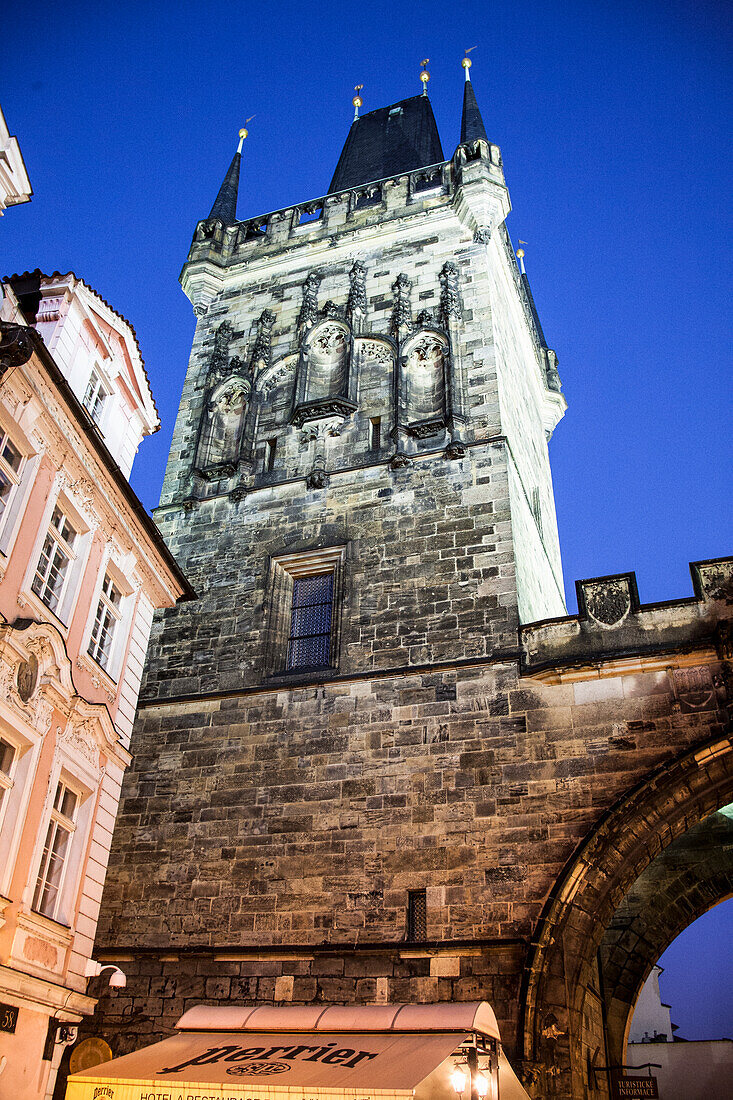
[83,369,108,426]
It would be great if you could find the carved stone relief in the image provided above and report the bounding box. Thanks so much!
[16,654,39,703]
[697,561,733,604]
[249,309,276,371]
[582,579,632,627]
[439,261,461,327]
[360,341,392,366]
[391,274,413,337]
[207,321,232,386]
[346,262,367,326]
[297,272,322,338]
[671,667,716,712]
[260,360,296,398]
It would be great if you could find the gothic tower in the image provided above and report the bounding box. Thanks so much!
[92,63,571,1080]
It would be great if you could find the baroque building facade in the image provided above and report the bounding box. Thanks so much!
[81,72,733,1099]
[0,106,32,215]
[0,278,192,1099]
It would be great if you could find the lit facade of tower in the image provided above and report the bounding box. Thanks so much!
[80,68,733,1100]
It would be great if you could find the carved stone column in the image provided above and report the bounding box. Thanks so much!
[346,261,367,334]
[390,274,414,465]
[297,272,321,342]
[439,261,467,458]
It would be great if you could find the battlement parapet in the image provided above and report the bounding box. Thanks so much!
[521,557,733,679]
[186,143,506,268]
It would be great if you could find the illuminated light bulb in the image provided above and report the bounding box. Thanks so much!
[451,1068,467,1093]
[475,1073,489,1097]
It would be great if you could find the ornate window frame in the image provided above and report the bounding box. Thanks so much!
[0,413,39,568]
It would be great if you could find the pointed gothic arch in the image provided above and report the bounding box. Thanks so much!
[195,374,251,477]
[292,319,357,427]
[399,327,449,438]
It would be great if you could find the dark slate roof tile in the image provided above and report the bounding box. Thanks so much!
[328,95,444,194]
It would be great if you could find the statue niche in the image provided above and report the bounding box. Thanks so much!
[402,333,448,438]
[196,377,251,478]
[292,320,357,427]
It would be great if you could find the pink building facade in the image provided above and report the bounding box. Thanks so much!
[0,278,192,1099]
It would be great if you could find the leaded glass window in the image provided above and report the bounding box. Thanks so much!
[286,572,334,670]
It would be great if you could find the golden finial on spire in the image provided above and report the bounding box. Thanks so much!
[420,58,430,95]
[352,84,364,121]
[462,46,476,81]
[516,240,528,274]
[238,116,255,153]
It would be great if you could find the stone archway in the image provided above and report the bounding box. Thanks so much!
[601,805,733,1063]
[519,733,733,1098]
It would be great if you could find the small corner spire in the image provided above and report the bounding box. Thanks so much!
[352,85,364,122]
[207,118,253,224]
[462,46,476,82]
[460,55,488,145]
[420,59,430,97]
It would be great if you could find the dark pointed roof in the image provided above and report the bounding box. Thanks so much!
[460,78,488,144]
[521,272,548,349]
[328,95,444,194]
[207,149,241,223]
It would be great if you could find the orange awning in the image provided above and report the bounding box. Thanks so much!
[66,1002,530,1100]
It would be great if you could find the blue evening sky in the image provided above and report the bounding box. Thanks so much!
[2,0,732,1038]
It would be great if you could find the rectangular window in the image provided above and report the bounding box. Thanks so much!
[32,780,78,920]
[0,737,17,821]
[370,417,381,451]
[88,573,123,671]
[265,438,277,472]
[0,429,22,524]
[287,572,334,670]
[407,889,427,941]
[31,506,77,614]
[83,369,108,425]
[266,546,345,677]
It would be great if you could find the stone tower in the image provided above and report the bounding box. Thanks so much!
[83,66,733,1100]
[91,66,578,1078]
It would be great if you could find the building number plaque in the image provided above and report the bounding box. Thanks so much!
[0,1002,19,1033]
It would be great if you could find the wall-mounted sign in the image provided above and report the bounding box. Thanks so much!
[0,1002,19,1033]
[613,1075,658,1099]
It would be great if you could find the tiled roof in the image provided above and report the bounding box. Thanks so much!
[328,95,445,193]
